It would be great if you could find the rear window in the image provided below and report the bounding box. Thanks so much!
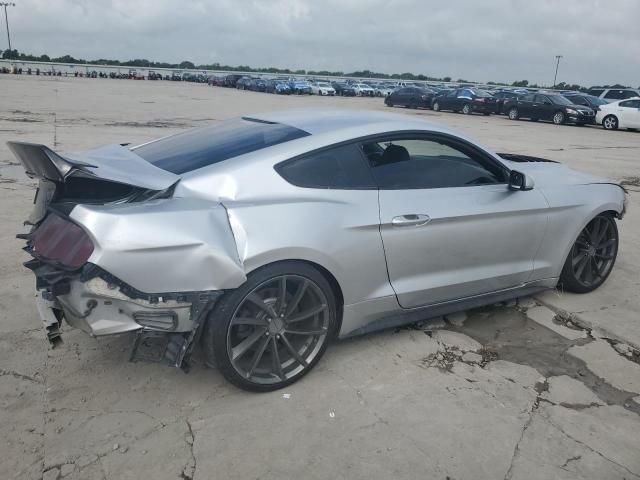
[133,118,310,174]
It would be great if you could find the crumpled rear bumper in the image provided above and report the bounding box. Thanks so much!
[27,259,222,368]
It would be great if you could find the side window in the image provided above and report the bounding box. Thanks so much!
[276,143,375,189]
[447,90,458,97]
[534,94,549,104]
[605,90,626,100]
[619,100,640,108]
[522,94,535,102]
[360,137,506,190]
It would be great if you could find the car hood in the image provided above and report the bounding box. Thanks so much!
[500,158,612,186]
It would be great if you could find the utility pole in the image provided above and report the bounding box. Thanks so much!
[553,55,563,88]
[1,2,15,59]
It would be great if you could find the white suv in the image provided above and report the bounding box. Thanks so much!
[588,88,640,103]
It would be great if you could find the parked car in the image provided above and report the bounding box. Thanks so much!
[310,81,336,96]
[432,88,497,115]
[290,80,312,95]
[587,88,640,103]
[248,78,267,92]
[491,91,524,114]
[223,74,244,88]
[384,87,438,109]
[506,93,595,125]
[595,97,640,130]
[10,110,626,391]
[562,93,608,110]
[332,82,356,96]
[352,83,375,97]
[236,77,253,90]
[265,79,292,95]
[374,84,396,97]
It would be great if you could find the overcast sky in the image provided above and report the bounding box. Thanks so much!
[6,0,640,86]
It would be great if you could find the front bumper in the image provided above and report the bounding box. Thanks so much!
[567,113,595,124]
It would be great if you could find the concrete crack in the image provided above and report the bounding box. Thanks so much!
[0,367,43,384]
[503,381,547,480]
[181,419,197,480]
[560,454,582,469]
[545,417,640,479]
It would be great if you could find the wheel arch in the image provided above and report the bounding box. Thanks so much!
[243,257,345,335]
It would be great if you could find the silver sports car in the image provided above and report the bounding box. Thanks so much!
[10,109,626,391]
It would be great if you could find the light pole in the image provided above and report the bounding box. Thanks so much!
[1,2,15,59]
[553,55,563,88]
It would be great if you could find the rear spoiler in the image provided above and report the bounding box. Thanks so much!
[7,141,96,183]
[6,141,179,191]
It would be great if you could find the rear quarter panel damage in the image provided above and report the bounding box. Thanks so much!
[70,197,247,293]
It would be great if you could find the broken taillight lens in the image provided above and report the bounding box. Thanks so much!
[30,213,94,268]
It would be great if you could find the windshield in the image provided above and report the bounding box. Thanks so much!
[475,90,493,97]
[550,95,574,106]
[317,82,330,87]
[133,118,310,174]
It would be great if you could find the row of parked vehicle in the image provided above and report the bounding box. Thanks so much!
[208,73,410,97]
[383,85,640,131]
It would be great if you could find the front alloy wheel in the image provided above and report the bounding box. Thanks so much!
[462,103,472,114]
[559,214,618,293]
[603,115,619,130]
[508,107,519,120]
[553,111,565,125]
[205,262,336,391]
[433,101,440,111]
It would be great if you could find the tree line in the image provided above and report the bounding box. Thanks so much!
[0,49,633,90]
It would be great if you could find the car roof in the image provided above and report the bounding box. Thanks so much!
[249,109,453,137]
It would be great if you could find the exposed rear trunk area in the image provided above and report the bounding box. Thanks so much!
[7,141,180,224]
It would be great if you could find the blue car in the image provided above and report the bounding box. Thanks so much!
[289,80,312,95]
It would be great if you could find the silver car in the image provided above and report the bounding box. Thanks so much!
[10,110,626,391]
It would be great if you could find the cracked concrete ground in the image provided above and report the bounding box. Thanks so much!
[1,75,639,479]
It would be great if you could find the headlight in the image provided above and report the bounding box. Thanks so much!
[566,108,577,114]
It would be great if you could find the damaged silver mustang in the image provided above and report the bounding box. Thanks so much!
[10,110,626,391]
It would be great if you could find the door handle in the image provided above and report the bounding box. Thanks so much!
[391,214,431,227]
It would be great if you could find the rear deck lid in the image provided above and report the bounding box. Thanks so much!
[7,141,179,190]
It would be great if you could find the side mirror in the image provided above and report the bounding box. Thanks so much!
[509,170,535,191]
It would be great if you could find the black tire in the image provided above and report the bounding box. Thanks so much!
[602,115,618,130]
[559,214,619,293]
[531,118,539,122]
[462,103,472,115]
[433,101,440,112]
[553,111,565,125]
[483,112,490,116]
[204,261,337,392]
[508,107,519,120]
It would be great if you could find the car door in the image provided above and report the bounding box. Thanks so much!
[455,89,473,110]
[618,99,640,128]
[361,134,549,309]
[442,90,458,110]
[517,94,535,117]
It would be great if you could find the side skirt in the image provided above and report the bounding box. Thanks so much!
[341,280,556,338]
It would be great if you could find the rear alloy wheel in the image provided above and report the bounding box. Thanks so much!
[553,111,565,125]
[205,262,336,391]
[603,115,619,130]
[433,101,440,112]
[462,103,472,115]
[559,214,618,293]
[508,107,519,120]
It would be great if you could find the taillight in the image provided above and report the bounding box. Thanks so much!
[476,98,485,103]
[30,213,94,268]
